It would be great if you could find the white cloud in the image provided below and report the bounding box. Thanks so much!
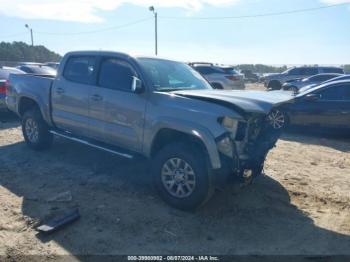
[0,0,240,23]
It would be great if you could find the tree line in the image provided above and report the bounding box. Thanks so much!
[0,41,348,73]
[0,41,61,63]
[236,64,350,74]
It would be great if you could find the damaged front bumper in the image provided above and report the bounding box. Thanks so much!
[214,116,281,184]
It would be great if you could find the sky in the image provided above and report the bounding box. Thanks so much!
[0,0,349,65]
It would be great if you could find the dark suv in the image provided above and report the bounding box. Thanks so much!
[263,66,344,90]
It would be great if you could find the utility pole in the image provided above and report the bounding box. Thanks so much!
[149,6,158,56]
[25,24,34,46]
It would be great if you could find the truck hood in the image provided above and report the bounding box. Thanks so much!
[172,90,294,115]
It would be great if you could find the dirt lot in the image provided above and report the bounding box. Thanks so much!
[1,84,350,260]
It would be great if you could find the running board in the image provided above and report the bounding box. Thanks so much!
[49,130,134,159]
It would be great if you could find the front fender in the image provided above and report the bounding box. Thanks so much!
[144,117,222,169]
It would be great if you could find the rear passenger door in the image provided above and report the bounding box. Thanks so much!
[92,57,147,152]
[52,56,97,137]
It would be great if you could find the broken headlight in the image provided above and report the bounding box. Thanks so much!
[219,116,246,141]
[217,135,233,158]
[219,117,238,137]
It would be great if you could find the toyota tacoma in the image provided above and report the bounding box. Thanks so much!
[7,51,292,210]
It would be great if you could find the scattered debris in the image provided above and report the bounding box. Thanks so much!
[36,209,80,234]
[47,191,72,202]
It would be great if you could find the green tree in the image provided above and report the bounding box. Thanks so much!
[0,41,61,62]
[236,64,288,73]
[343,65,350,73]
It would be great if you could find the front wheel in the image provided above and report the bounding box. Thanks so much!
[22,107,53,150]
[152,143,213,210]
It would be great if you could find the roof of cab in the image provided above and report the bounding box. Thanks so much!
[64,50,181,63]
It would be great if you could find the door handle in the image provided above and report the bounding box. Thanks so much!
[91,94,103,101]
[56,88,65,94]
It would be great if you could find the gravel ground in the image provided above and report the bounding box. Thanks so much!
[0,84,350,260]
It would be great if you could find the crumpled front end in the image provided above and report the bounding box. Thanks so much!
[214,112,281,184]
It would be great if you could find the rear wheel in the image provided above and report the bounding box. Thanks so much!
[22,107,53,150]
[268,81,281,90]
[152,143,213,210]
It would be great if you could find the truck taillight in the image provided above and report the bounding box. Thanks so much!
[225,75,238,81]
[0,81,7,94]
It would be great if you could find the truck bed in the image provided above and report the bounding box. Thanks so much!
[7,74,54,124]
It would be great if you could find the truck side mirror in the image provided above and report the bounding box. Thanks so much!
[131,76,144,93]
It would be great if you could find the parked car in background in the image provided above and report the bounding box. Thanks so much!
[264,66,344,90]
[0,67,25,111]
[267,80,350,130]
[16,65,57,76]
[18,62,43,66]
[189,62,245,90]
[0,66,26,79]
[282,73,342,92]
[297,74,350,93]
[44,62,60,70]
[240,69,259,83]
[322,74,350,84]
[7,51,293,210]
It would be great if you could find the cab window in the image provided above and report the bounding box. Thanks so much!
[98,58,136,91]
[63,56,97,84]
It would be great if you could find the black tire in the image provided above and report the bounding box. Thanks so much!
[268,81,282,90]
[212,83,223,90]
[22,107,53,150]
[152,143,213,210]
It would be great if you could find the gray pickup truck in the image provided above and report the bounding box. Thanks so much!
[7,51,292,210]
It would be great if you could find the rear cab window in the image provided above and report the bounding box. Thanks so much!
[63,56,97,85]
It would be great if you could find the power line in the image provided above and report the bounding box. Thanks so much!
[160,3,350,20]
[35,17,152,36]
[0,3,348,38]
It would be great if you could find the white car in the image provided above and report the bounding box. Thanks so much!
[190,62,245,90]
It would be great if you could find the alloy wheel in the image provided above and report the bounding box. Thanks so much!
[268,110,286,129]
[25,118,39,143]
[161,158,196,198]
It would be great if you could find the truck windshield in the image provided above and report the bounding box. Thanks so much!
[138,58,212,91]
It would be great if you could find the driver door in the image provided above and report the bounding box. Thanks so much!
[91,57,147,152]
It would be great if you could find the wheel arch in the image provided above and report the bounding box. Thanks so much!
[18,96,40,116]
[17,95,52,125]
[146,124,222,169]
